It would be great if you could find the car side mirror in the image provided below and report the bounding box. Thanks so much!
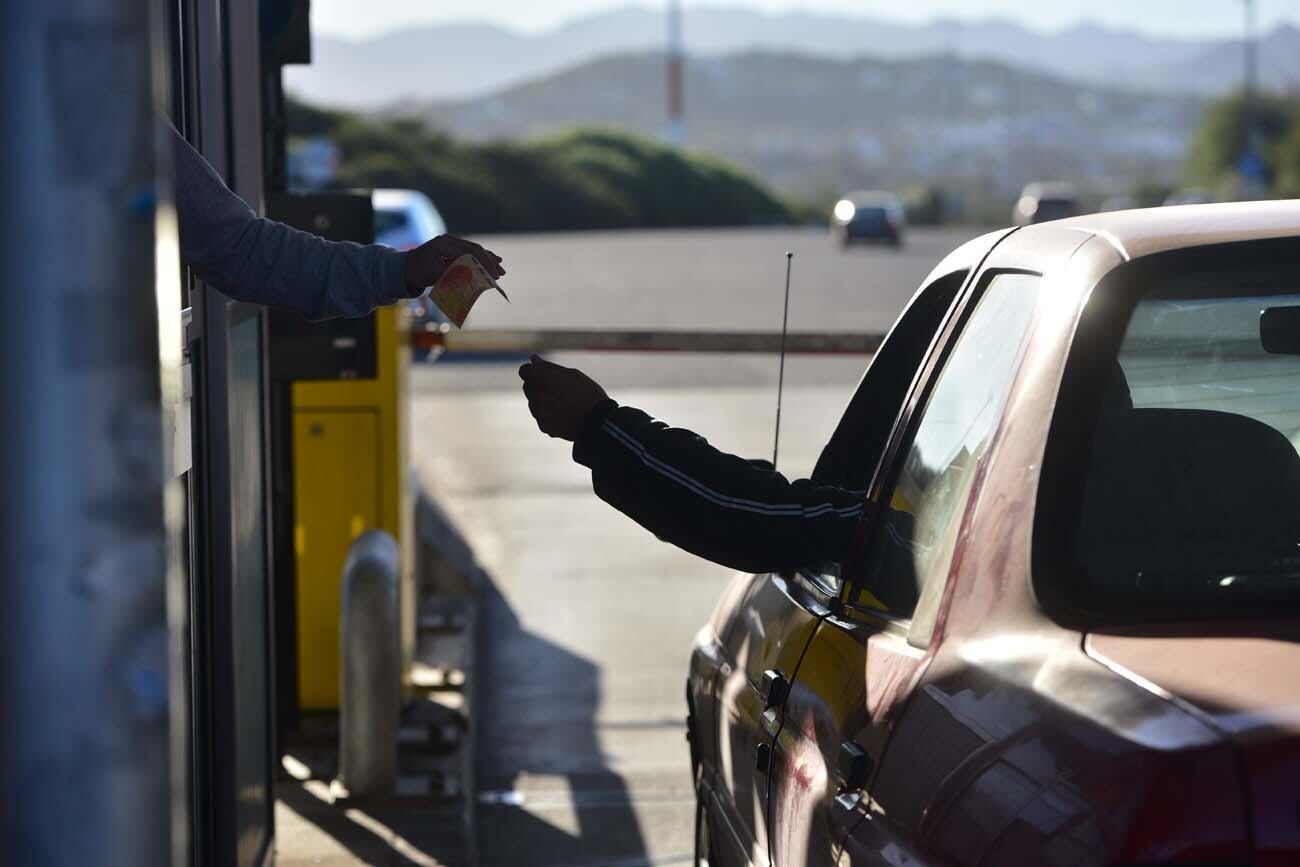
[1260,306,1300,355]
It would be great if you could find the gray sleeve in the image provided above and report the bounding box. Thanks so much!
[170,123,413,321]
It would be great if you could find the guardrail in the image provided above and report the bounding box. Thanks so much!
[412,325,884,356]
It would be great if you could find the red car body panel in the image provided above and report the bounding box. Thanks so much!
[1090,631,1300,865]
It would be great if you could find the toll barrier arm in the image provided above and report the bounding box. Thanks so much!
[412,325,884,356]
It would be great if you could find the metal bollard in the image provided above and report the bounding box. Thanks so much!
[337,530,400,798]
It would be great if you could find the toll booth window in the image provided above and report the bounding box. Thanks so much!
[854,273,1039,642]
[799,269,966,593]
[164,0,195,311]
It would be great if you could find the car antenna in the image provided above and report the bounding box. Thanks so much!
[773,251,793,469]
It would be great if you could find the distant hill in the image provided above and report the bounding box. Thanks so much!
[1127,24,1300,94]
[284,6,1300,108]
[404,51,1204,202]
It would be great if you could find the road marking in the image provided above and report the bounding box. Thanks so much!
[478,789,696,809]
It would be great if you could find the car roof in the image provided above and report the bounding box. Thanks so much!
[372,188,427,211]
[1043,199,1300,261]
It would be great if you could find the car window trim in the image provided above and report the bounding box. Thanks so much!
[838,263,986,617]
[841,265,1042,636]
[904,269,1043,648]
[790,566,840,611]
[812,267,972,487]
[793,566,839,599]
[836,261,999,611]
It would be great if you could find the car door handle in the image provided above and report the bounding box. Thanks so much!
[836,741,872,791]
[755,741,772,774]
[762,668,789,710]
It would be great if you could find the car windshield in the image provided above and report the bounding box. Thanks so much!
[1069,258,1300,613]
[374,208,408,236]
[1033,199,1076,222]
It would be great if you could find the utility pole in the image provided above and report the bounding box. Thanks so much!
[1240,0,1264,191]
[1243,0,1259,108]
[948,19,967,223]
[0,0,175,864]
[666,0,686,146]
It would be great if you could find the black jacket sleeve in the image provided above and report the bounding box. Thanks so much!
[571,400,866,574]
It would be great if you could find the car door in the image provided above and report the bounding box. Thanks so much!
[768,270,1044,867]
[707,262,967,867]
[709,570,837,865]
[704,262,975,867]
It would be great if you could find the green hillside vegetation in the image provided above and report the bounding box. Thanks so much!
[1279,125,1300,196]
[1186,91,1300,197]
[287,99,793,233]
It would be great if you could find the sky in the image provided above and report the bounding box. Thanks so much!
[312,0,1300,41]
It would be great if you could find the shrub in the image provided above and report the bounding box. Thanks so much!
[1185,91,1299,191]
[287,100,793,233]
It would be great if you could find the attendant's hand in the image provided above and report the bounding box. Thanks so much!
[519,355,609,441]
[404,235,505,294]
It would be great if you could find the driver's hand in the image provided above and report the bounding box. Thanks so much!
[404,235,505,294]
[519,355,609,441]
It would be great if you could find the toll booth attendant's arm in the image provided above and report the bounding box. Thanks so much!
[171,123,413,321]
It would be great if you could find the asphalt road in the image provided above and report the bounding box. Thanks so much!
[418,225,981,393]
[409,225,985,866]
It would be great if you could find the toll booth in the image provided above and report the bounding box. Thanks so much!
[170,0,420,861]
[163,0,280,864]
[163,1,322,865]
[3,0,431,863]
[265,194,415,725]
[6,0,424,863]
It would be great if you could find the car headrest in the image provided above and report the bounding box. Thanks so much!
[1077,407,1300,593]
[1101,362,1133,412]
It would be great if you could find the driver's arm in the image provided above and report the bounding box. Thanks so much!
[519,355,864,573]
[575,401,865,574]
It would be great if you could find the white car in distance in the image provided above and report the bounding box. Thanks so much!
[373,188,450,349]
[373,188,446,250]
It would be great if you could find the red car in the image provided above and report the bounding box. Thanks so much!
[687,201,1300,867]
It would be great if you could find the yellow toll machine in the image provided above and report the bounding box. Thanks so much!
[268,192,415,714]
[291,305,413,709]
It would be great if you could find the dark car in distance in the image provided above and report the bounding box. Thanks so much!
[1012,181,1081,225]
[687,201,1300,867]
[831,192,906,248]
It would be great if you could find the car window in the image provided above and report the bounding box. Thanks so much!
[1033,199,1077,223]
[798,270,967,594]
[1063,262,1300,615]
[852,272,1040,643]
[374,208,408,237]
[812,270,968,489]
